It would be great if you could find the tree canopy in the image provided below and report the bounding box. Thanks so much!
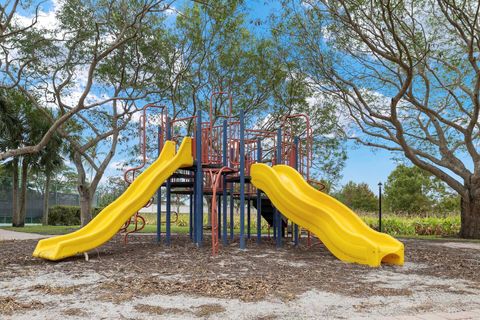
[384,164,460,215]
[335,181,378,212]
[273,0,480,237]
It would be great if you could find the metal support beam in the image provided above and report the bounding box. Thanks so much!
[256,138,262,244]
[294,136,299,246]
[165,117,172,245]
[217,195,221,238]
[156,126,162,244]
[222,119,228,245]
[247,196,251,239]
[195,111,203,246]
[189,194,193,240]
[275,127,282,248]
[239,109,246,249]
[229,182,234,241]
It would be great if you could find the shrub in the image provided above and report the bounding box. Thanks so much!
[48,206,80,226]
[361,215,460,237]
[48,206,105,226]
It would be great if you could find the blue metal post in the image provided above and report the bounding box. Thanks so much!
[239,109,246,249]
[156,126,162,243]
[293,136,299,246]
[222,119,228,245]
[256,138,262,244]
[247,196,251,239]
[195,111,203,246]
[217,195,221,238]
[192,170,197,242]
[229,182,234,241]
[165,117,172,245]
[189,193,193,240]
[275,127,282,248]
[229,146,234,241]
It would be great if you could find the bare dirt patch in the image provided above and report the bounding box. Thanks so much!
[62,307,89,317]
[194,303,226,317]
[29,284,82,295]
[134,303,186,315]
[432,241,480,250]
[0,296,44,316]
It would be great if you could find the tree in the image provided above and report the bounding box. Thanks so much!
[157,1,346,226]
[96,176,129,208]
[164,0,345,180]
[0,0,175,161]
[275,0,480,238]
[0,90,20,224]
[0,164,10,191]
[0,89,31,226]
[36,125,65,226]
[384,165,435,214]
[335,181,377,212]
[384,164,460,215]
[1,87,66,226]
[14,0,183,226]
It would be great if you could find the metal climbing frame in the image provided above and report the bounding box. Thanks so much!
[129,91,316,254]
[121,104,167,243]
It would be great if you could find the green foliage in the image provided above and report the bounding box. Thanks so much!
[2,212,462,238]
[0,89,65,171]
[48,205,104,226]
[1,225,81,235]
[123,212,462,237]
[384,165,432,214]
[0,89,31,153]
[163,0,346,182]
[335,181,377,212]
[48,206,81,226]
[0,164,11,191]
[384,164,460,214]
[362,215,460,237]
[436,194,461,214]
[96,176,129,207]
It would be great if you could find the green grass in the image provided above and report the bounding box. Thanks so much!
[3,225,80,235]
[1,212,468,240]
[1,224,191,235]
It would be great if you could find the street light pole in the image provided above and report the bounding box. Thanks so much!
[378,182,383,232]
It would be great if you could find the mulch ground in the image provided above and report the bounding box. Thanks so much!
[1,234,479,305]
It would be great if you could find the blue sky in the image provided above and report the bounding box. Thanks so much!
[341,142,398,191]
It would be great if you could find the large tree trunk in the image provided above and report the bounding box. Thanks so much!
[11,159,19,226]
[461,185,480,238]
[78,185,93,226]
[42,173,51,226]
[13,157,28,227]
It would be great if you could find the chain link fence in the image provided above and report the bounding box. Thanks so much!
[0,188,81,224]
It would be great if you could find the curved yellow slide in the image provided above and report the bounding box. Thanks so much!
[251,163,404,267]
[33,138,193,261]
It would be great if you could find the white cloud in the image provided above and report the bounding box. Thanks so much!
[109,160,125,170]
[14,0,62,32]
[164,5,179,16]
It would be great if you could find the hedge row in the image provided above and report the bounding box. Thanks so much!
[48,206,103,226]
[362,215,461,236]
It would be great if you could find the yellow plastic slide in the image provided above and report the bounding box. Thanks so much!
[33,138,193,261]
[251,163,404,267]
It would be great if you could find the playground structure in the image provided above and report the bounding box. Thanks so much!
[33,92,404,267]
